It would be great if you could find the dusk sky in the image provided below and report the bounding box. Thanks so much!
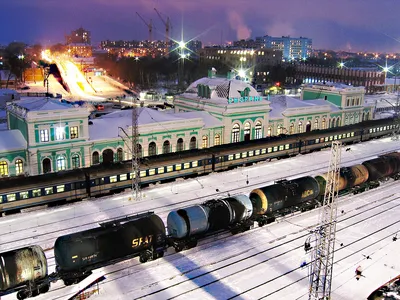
[1,0,400,52]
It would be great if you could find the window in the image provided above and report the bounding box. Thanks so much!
[70,126,79,139]
[189,137,197,150]
[140,171,146,177]
[136,144,143,158]
[57,185,65,193]
[33,189,41,197]
[45,187,53,195]
[167,166,173,172]
[298,121,303,133]
[232,124,240,143]
[55,127,65,140]
[163,140,171,154]
[244,122,251,141]
[40,129,49,142]
[0,161,8,176]
[277,126,282,135]
[72,154,80,169]
[289,123,294,134]
[214,134,221,146]
[117,148,123,162]
[322,118,326,129]
[202,136,208,148]
[267,126,272,137]
[7,194,16,201]
[314,119,319,130]
[92,151,99,164]
[176,138,184,151]
[120,174,127,181]
[110,176,117,183]
[20,192,29,199]
[192,161,198,167]
[56,156,66,171]
[15,159,23,175]
[149,142,157,156]
[184,163,190,169]
[149,169,156,175]
[176,164,182,171]
[255,122,262,139]
[157,167,164,174]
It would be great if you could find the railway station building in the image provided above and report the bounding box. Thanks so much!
[0,73,374,177]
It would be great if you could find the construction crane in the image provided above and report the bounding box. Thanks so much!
[154,8,171,56]
[136,12,153,42]
[308,141,342,300]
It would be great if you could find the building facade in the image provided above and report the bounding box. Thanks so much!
[66,27,91,45]
[262,35,312,60]
[0,73,374,178]
[295,65,385,94]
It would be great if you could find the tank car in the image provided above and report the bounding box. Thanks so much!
[315,164,369,196]
[362,155,399,182]
[167,195,253,251]
[249,176,320,225]
[0,245,49,300]
[54,212,166,286]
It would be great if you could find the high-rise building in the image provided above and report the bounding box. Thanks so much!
[66,27,91,45]
[260,36,312,61]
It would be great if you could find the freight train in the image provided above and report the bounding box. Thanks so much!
[1,151,400,300]
[0,117,398,216]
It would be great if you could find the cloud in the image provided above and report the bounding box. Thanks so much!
[265,20,295,37]
[227,10,252,40]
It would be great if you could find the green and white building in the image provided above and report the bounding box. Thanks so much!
[0,76,374,178]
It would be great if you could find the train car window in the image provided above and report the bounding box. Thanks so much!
[234,153,241,159]
[167,166,173,172]
[157,167,165,174]
[329,136,333,141]
[0,195,3,203]
[351,132,354,136]
[320,137,324,143]
[285,144,290,150]
[120,174,127,181]
[273,146,278,152]
[338,134,342,139]
[7,194,16,201]
[110,176,118,183]
[267,147,272,153]
[255,149,260,155]
[147,169,154,176]
[334,135,338,140]
[279,145,284,151]
[45,187,53,195]
[140,171,147,177]
[248,151,254,157]
[380,127,383,131]
[184,163,190,169]
[228,154,234,161]
[192,161,198,167]
[33,189,41,197]
[176,164,182,171]
[315,138,320,143]
[57,185,65,193]
[129,173,134,179]
[262,148,267,154]
[19,191,29,199]
[242,152,247,158]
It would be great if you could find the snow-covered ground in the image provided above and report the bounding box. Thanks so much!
[1,137,400,300]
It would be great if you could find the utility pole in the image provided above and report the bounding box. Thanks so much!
[131,97,142,201]
[309,141,342,300]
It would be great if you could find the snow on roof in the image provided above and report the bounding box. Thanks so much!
[269,95,333,118]
[0,122,7,131]
[183,77,260,103]
[303,81,365,92]
[10,98,73,111]
[0,130,27,152]
[176,111,223,128]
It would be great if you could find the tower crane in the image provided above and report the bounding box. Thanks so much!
[308,141,342,300]
[154,8,171,56]
[136,12,153,42]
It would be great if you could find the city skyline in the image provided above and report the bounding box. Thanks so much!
[1,0,399,52]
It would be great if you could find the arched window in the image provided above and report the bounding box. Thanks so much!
[255,122,262,139]
[92,151,99,164]
[365,112,370,120]
[163,140,171,154]
[136,144,143,158]
[202,136,208,148]
[72,154,80,169]
[277,125,282,135]
[0,161,8,176]
[231,124,240,143]
[15,159,23,175]
[148,142,157,156]
[330,118,335,128]
[117,148,123,162]
[176,138,184,152]
[42,158,51,174]
[336,118,340,127]
[306,121,311,132]
[244,122,251,141]
[362,112,365,121]
[102,149,114,164]
[267,126,272,137]
[298,121,303,133]
[214,134,221,146]
[189,137,197,149]
[322,118,326,129]
[56,156,66,171]
[314,119,319,130]
[289,123,294,134]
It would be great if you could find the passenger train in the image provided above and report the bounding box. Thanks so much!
[0,117,398,215]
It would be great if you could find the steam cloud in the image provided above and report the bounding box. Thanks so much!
[227,10,252,40]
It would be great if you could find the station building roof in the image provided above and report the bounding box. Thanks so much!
[0,130,27,153]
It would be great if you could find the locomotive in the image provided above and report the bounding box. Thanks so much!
[1,152,400,299]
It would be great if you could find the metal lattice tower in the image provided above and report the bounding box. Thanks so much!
[131,98,142,201]
[309,141,342,300]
